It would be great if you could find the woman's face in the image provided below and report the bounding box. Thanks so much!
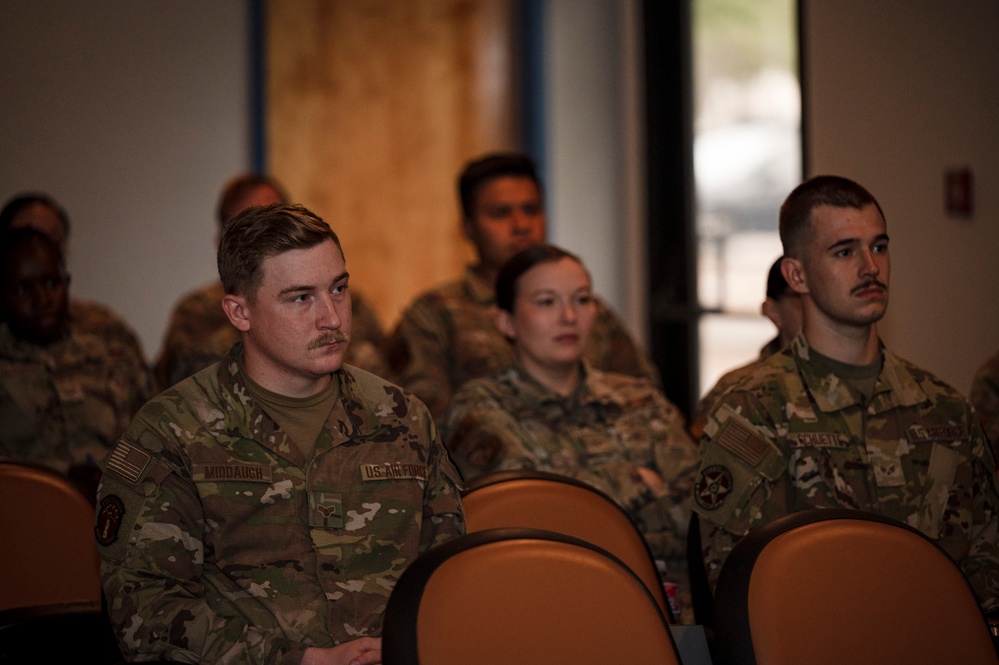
[497,257,596,375]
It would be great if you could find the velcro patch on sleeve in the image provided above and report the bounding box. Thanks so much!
[716,418,769,467]
[695,465,733,510]
[192,464,273,483]
[94,494,126,546]
[105,440,152,484]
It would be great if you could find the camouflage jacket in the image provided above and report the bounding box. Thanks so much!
[0,322,154,473]
[96,344,465,665]
[692,334,999,610]
[689,334,788,440]
[441,361,697,562]
[387,265,661,421]
[970,349,999,462]
[69,298,150,366]
[155,281,391,390]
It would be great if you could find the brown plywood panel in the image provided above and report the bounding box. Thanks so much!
[266,0,518,330]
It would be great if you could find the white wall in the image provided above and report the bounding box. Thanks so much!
[0,0,252,363]
[543,0,649,348]
[803,0,999,394]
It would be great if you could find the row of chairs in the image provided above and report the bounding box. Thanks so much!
[3,460,997,664]
[385,470,999,665]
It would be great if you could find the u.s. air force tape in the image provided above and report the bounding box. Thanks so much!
[360,463,428,481]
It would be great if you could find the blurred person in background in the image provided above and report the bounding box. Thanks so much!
[387,152,659,422]
[0,227,154,502]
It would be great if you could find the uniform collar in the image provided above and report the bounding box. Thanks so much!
[790,333,927,412]
[505,360,620,411]
[217,343,378,466]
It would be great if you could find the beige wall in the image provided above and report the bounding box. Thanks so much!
[265,0,517,330]
[802,0,999,393]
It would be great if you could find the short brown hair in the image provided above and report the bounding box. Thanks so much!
[779,175,884,258]
[218,203,342,299]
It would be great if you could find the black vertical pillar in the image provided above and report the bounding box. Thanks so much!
[643,0,699,419]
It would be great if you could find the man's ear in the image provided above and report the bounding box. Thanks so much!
[495,308,516,341]
[222,294,251,332]
[781,256,808,296]
[761,297,781,328]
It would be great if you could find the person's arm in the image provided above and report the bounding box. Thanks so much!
[970,354,999,462]
[692,395,788,590]
[627,393,700,561]
[97,439,308,665]
[386,300,454,420]
[955,413,999,613]
[418,404,466,549]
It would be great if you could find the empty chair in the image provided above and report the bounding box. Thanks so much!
[0,460,102,612]
[713,508,999,665]
[460,469,675,621]
[382,527,683,665]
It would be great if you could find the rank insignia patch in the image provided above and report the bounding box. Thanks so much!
[95,494,125,546]
[309,492,344,529]
[695,465,733,510]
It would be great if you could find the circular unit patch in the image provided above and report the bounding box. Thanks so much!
[695,465,733,510]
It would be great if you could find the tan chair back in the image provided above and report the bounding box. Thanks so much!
[461,469,674,621]
[0,461,101,612]
[383,527,682,665]
[714,508,999,665]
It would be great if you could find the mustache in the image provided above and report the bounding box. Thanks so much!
[307,331,351,350]
[851,279,888,295]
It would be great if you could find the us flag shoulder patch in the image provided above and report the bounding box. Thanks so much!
[717,419,769,467]
[106,441,151,483]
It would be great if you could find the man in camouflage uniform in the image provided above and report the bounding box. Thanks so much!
[970,349,999,461]
[386,152,659,421]
[96,204,464,664]
[0,228,154,502]
[692,175,999,611]
[156,173,391,389]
